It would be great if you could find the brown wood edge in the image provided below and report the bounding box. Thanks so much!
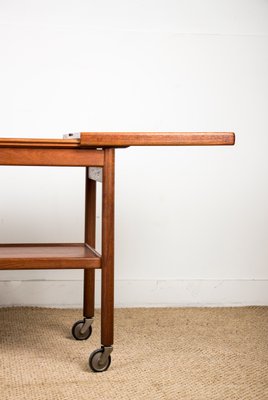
[0,138,81,148]
[0,243,90,247]
[0,132,236,149]
[85,243,102,258]
[80,132,235,147]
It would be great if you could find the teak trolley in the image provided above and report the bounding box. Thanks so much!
[0,132,235,372]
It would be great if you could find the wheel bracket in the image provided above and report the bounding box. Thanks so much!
[98,346,113,367]
[80,317,94,335]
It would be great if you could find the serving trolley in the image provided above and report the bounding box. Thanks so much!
[0,132,235,372]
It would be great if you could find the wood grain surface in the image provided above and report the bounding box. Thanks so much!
[80,132,235,147]
[0,148,104,166]
[0,138,80,148]
[0,244,101,269]
[84,171,97,318]
[101,148,115,346]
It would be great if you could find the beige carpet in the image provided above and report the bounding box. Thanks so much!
[0,307,267,400]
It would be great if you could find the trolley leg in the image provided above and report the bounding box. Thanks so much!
[71,170,96,341]
[89,148,115,372]
[84,174,96,318]
[101,148,115,347]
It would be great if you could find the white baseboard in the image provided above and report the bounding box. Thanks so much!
[0,279,267,307]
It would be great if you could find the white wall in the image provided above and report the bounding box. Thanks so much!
[0,0,267,307]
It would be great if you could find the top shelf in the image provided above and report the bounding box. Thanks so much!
[80,132,235,147]
[0,132,235,149]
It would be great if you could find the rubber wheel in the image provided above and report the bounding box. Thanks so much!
[72,320,92,340]
[89,348,112,372]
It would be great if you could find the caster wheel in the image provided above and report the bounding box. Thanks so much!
[89,348,112,372]
[72,319,92,341]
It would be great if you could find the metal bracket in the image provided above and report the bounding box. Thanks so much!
[80,317,94,335]
[88,167,103,182]
[98,346,113,366]
[63,133,81,139]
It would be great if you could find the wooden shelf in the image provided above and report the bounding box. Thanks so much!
[0,244,101,270]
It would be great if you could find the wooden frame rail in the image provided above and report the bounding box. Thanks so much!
[0,148,104,167]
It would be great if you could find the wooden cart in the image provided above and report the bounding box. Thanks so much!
[0,132,235,372]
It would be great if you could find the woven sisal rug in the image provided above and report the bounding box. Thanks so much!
[0,307,267,399]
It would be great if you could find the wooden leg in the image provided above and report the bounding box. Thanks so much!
[83,170,96,318]
[101,148,115,346]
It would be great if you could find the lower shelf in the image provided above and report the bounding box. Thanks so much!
[0,243,101,270]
